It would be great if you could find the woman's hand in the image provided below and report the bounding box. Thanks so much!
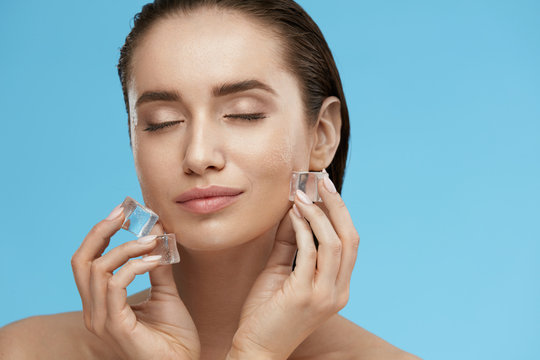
[227,177,360,359]
[71,205,200,360]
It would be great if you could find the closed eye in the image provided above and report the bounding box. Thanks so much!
[144,120,183,132]
[224,113,266,121]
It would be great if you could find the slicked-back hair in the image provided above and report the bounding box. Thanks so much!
[118,0,350,192]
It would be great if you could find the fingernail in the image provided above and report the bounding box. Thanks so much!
[296,190,312,204]
[142,255,162,262]
[323,176,337,193]
[292,204,302,218]
[138,235,157,244]
[106,204,124,220]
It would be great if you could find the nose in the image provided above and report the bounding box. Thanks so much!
[182,117,225,175]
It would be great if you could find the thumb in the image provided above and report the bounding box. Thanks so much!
[265,206,297,270]
[147,222,180,296]
[149,263,178,296]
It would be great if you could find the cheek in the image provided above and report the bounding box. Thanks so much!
[132,140,179,208]
[232,125,308,200]
[261,134,294,173]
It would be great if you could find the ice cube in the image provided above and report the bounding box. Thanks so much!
[142,233,180,265]
[121,196,158,237]
[289,171,329,202]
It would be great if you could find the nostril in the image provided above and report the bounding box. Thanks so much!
[182,151,225,175]
[181,128,226,174]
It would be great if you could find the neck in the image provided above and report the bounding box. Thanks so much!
[171,226,277,354]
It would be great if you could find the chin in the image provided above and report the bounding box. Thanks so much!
[152,187,292,251]
[163,207,286,252]
[168,224,266,251]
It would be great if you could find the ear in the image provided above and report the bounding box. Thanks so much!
[309,96,342,171]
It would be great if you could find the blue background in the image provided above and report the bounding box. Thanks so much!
[1,1,538,359]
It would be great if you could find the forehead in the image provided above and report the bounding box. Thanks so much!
[129,8,291,97]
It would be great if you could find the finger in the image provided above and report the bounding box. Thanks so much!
[294,190,341,288]
[89,235,158,332]
[288,207,316,286]
[76,204,126,263]
[317,178,360,293]
[147,222,180,298]
[106,256,163,318]
[71,203,125,327]
[92,235,158,274]
[265,206,297,271]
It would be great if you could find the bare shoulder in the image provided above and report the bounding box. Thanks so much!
[0,291,150,360]
[0,312,117,360]
[333,315,421,359]
[290,314,421,360]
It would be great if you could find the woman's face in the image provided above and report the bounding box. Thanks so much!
[128,8,314,250]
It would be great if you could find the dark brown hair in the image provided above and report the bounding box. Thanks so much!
[118,0,350,192]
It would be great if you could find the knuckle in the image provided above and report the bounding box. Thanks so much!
[90,258,105,274]
[107,277,121,291]
[88,222,105,238]
[304,203,325,220]
[350,232,360,249]
[115,259,137,277]
[119,240,135,250]
[312,206,328,220]
[70,253,82,269]
[330,240,342,256]
[334,196,347,210]
[122,258,137,270]
[110,242,130,257]
[304,246,318,259]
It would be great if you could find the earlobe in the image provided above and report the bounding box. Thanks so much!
[309,96,342,171]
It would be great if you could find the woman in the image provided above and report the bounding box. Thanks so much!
[0,1,419,359]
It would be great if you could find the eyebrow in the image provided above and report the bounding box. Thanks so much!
[135,79,276,108]
[135,90,181,108]
[212,79,277,97]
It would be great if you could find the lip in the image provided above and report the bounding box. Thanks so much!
[174,185,243,214]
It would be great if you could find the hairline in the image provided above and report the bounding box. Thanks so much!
[124,5,314,130]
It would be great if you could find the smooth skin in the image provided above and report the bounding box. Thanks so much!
[0,7,420,360]
[227,182,361,359]
[71,216,200,360]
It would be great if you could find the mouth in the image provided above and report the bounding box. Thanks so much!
[174,185,243,214]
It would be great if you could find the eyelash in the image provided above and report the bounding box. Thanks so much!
[224,113,267,121]
[143,113,266,132]
[144,120,183,132]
